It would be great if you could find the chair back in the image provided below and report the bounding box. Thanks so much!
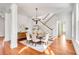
[32,34,37,41]
[45,33,49,42]
[26,33,31,40]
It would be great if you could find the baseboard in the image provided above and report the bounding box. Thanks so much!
[66,38,71,40]
[0,35,4,38]
[72,39,79,55]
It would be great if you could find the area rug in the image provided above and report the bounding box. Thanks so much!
[20,40,52,52]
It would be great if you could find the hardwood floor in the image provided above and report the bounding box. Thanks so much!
[0,35,76,55]
[0,37,4,55]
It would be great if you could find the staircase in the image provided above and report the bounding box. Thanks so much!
[37,13,58,38]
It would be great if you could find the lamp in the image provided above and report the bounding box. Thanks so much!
[32,8,41,24]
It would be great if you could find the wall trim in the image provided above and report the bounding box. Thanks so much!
[72,39,79,55]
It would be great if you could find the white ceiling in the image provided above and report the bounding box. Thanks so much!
[0,3,11,13]
[17,3,73,18]
[0,3,73,18]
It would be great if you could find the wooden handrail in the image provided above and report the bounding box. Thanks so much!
[39,20,53,31]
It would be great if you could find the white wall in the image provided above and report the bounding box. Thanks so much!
[0,16,5,37]
[18,14,34,33]
[5,13,11,41]
[57,12,72,39]
[72,3,79,55]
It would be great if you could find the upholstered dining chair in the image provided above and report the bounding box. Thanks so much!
[41,33,49,45]
[32,34,40,46]
[26,32,32,44]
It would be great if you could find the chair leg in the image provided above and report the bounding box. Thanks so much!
[34,42,37,46]
[45,42,48,45]
[27,40,29,44]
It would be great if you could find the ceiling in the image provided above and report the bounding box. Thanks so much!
[0,3,11,13]
[0,3,73,18]
[17,3,73,18]
[0,3,11,18]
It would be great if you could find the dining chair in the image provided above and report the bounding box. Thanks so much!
[41,33,49,45]
[32,34,40,46]
[26,32,32,44]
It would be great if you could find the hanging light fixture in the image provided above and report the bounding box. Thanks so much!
[32,8,41,24]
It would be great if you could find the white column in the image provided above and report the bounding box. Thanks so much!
[10,4,18,48]
[5,13,11,41]
[72,3,79,55]
[76,3,79,41]
[71,9,74,40]
[56,21,58,36]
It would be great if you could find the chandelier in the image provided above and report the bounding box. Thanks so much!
[32,8,41,24]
